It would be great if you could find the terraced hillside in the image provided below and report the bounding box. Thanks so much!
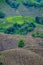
[0,1,43,65]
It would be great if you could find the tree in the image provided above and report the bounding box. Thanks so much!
[18,39,25,48]
[35,17,39,23]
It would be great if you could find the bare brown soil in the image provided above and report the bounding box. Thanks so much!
[0,48,43,65]
[0,34,43,51]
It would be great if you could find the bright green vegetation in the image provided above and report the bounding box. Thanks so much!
[0,16,43,35]
[6,16,35,24]
[6,16,24,24]
[0,16,36,35]
[18,39,25,47]
[32,31,43,38]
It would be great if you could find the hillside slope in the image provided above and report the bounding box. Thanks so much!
[0,0,21,16]
[0,34,43,51]
[0,48,43,65]
[0,0,43,17]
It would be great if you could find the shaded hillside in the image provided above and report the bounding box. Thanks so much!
[0,48,43,65]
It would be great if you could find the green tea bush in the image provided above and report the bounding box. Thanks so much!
[18,39,25,48]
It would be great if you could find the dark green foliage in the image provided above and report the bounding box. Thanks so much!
[0,62,4,65]
[18,39,25,47]
[35,17,40,24]
[13,23,21,29]
[36,0,41,2]
[6,0,20,9]
[23,0,41,7]
[5,27,14,34]
[32,31,43,38]
[35,17,43,25]
[23,2,34,8]
[0,12,5,18]
[5,22,35,35]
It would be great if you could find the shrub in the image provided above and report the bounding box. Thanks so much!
[35,17,43,25]
[13,23,21,29]
[18,39,25,48]
[32,31,43,38]
[23,2,33,7]
[0,62,4,65]
[5,27,14,34]
[6,0,20,9]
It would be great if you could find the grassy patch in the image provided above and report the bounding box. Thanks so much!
[6,16,35,24]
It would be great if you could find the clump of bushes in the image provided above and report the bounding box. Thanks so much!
[5,27,14,34]
[35,16,43,25]
[18,39,25,48]
[5,22,36,35]
[32,31,43,38]
[23,0,41,7]
[6,0,20,9]
[23,1,34,8]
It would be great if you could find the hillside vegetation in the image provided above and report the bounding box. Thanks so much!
[0,0,43,65]
[0,16,43,35]
[5,0,43,8]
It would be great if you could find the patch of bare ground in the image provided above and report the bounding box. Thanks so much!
[0,48,43,65]
[24,46,43,57]
[0,34,43,51]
